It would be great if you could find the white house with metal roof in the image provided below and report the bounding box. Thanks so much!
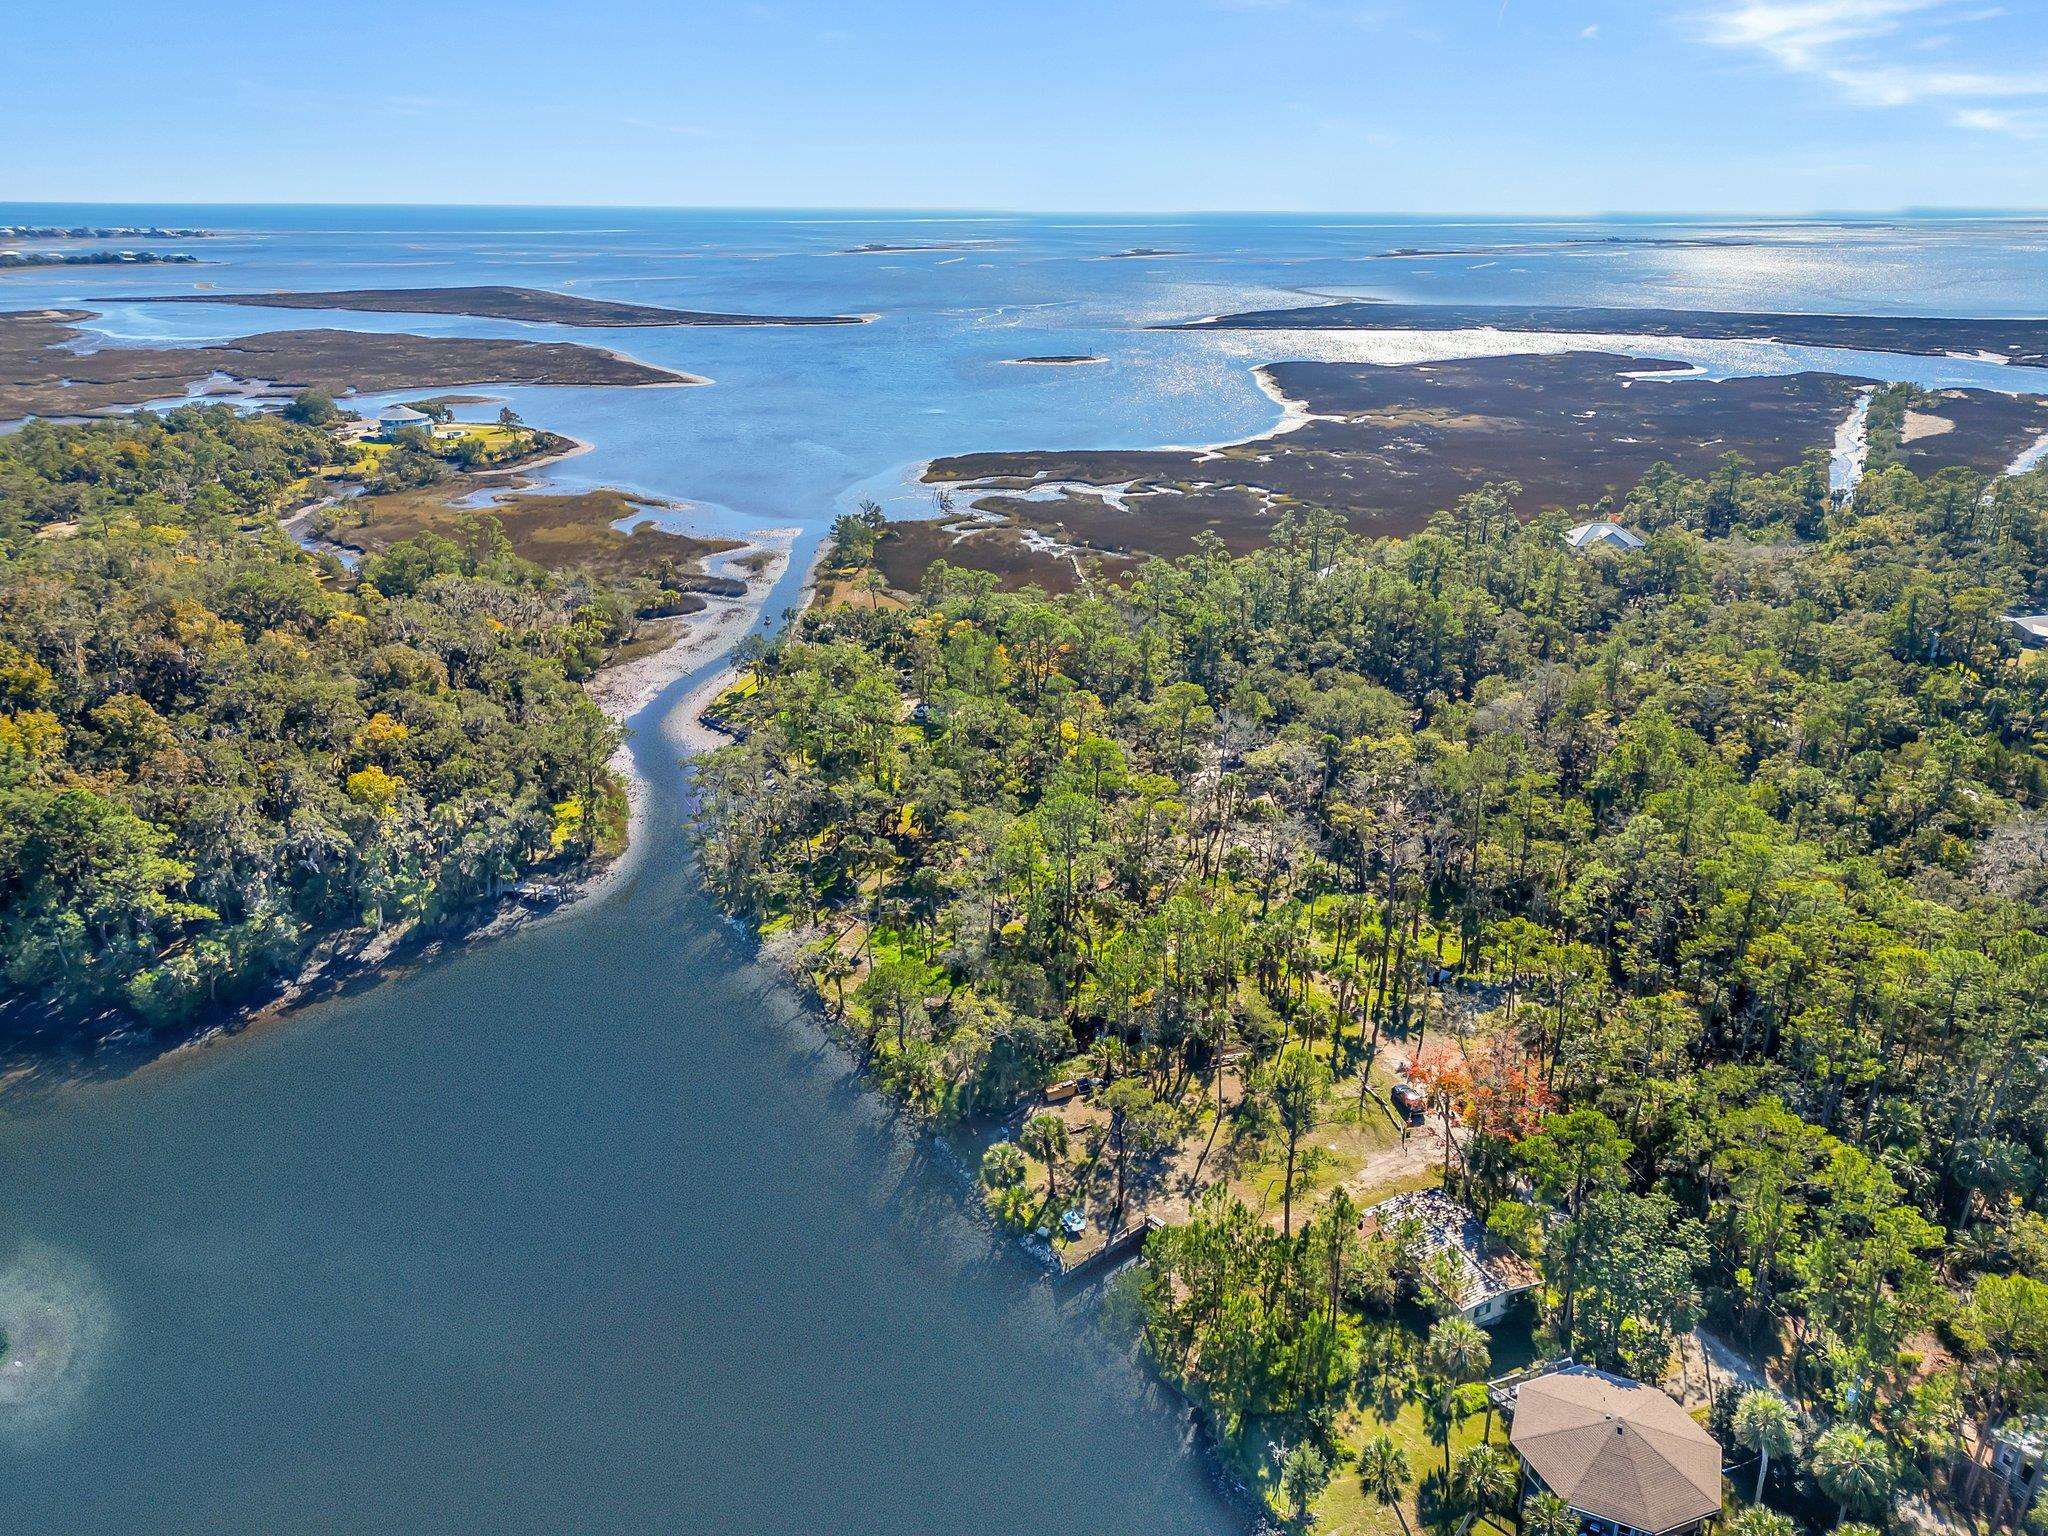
[1564,520,1648,553]
[374,404,433,441]
[2003,614,2048,649]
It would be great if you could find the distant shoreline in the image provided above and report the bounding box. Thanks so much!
[0,307,700,421]
[1,251,202,271]
[99,284,873,329]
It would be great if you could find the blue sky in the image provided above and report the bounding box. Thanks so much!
[4,0,2044,212]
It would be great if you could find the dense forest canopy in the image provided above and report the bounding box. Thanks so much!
[0,407,626,1030]
[697,447,2048,1526]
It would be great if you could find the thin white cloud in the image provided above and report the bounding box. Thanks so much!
[1843,63,2048,105]
[1705,0,1946,67]
[1693,0,2048,133]
[1581,23,1601,38]
[1954,106,2048,137]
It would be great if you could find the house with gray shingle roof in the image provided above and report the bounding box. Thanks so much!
[2002,614,2048,649]
[1508,1365,1723,1536]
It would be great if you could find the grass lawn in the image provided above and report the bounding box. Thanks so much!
[433,422,527,455]
[1306,1309,1543,1536]
[1224,1060,1419,1224]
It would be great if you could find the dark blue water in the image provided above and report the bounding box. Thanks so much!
[2,207,2046,1532]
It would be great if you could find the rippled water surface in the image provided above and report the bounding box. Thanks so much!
[2,206,2045,1532]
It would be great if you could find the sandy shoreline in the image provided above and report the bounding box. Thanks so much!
[584,527,797,860]
[586,527,795,725]
[652,532,830,759]
[1167,363,1323,455]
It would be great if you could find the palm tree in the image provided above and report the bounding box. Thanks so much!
[815,945,858,1019]
[1021,1112,1069,1206]
[980,1141,1027,1192]
[1452,1444,1519,1519]
[1358,1433,1414,1536]
[1808,1425,1893,1526]
[1733,1388,1799,1505]
[1523,1491,1577,1536]
[1425,1317,1492,1478]
[1726,1509,1797,1536]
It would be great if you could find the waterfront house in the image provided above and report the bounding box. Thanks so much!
[1364,1188,1538,1326]
[1563,520,1648,554]
[375,404,432,441]
[1503,1365,1723,1536]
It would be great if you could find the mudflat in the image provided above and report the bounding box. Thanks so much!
[0,308,698,419]
[1175,299,2048,368]
[100,284,871,327]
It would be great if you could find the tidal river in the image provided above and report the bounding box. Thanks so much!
[6,206,2048,1531]
[0,636,1242,1533]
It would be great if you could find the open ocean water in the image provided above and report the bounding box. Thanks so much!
[1,206,2045,1533]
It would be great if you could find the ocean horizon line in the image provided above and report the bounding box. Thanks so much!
[6,200,2048,222]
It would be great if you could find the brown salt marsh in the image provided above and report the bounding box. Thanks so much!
[319,480,744,594]
[101,284,871,328]
[875,512,1134,595]
[1885,387,2048,475]
[896,351,2048,590]
[0,307,697,420]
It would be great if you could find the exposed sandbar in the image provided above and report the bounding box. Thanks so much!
[833,241,1000,255]
[1173,299,2048,369]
